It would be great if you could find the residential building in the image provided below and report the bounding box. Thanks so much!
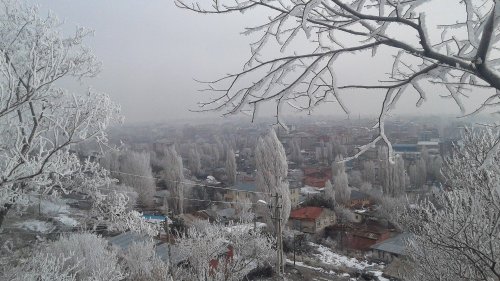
[370,233,412,263]
[290,186,301,208]
[288,207,336,234]
[350,190,370,208]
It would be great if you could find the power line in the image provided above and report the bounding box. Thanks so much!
[109,170,270,195]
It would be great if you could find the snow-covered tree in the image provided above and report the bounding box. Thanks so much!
[178,0,500,161]
[324,179,335,204]
[176,220,274,281]
[4,233,125,281]
[118,151,156,208]
[428,155,444,182]
[163,145,185,214]
[234,198,255,223]
[331,155,345,177]
[289,139,303,165]
[255,128,291,232]
[409,157,426,189]
[348,170,362,188]
[401,127,500,281]
[334,169,350,206]
[0,0,121,227]
[330,139,347,162]
[3,252,78,281]
[225,148,237,185]
[188,146,201,176]
[334,205,356,223]
[91,190,159,236]
[360,182,372,193]
[361,161,376,183]
[379,147,406,197]
[122,239,170,281]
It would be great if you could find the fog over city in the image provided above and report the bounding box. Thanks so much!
[29,0,496,123]
[0,1,499,281]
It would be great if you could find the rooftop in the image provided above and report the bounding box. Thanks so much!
[290,207,325,220]
[370,232,413,255]
[107,231,150,251]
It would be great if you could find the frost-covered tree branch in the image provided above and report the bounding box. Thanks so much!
[177,0,500,160]
[0,0,145,233]
[400,127,500,280]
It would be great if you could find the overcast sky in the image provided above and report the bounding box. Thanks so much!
[30,0,494,124]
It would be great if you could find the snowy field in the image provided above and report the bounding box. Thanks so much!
[286,243,389,281]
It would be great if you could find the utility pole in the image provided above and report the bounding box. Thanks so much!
[272,192,284,277]
[163,199,172,275]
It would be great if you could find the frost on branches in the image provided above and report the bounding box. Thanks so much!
[255,128,291,232]
[3,233,126,281]
[3,233,173,281]
[400,127,500,281]
[177,0,500,161]
[0,0,153,235]
[175,220,274,281]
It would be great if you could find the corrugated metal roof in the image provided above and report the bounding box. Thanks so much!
[370,233,413,255]
[155,243,186,264]
[107,232,149,251]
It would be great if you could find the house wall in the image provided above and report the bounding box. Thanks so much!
[346,235,378,250]
[346,231,391,251]
[316,210,336,230]
[289,210,336,234]
[223,190,253,203]
[353,214,363,223]
[290,188,301,208]
[372,249,398,263]
[289,219,316,234]
[350,198,370,208]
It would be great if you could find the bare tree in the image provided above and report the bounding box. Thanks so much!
[3,233,125,281]
[429,155,444,183]
[289,139,303,165]
[176,220,274,281]
[122,239,170,281]
[360,182,372,193]
[162,145,185,214]
[0,0,120,227]
[177,0,500,160]
[361,160,376,183]
[334,169,350,206]
[188,145,201,176]
[331,154,345,177]
[225,148,237,185]
[118,151,156,208]
[255,128,291,231]
[401,127,500,280]
[324,179,335,204]
[348,170,363,188]
[379,147,406,197]
[335,205,356,223]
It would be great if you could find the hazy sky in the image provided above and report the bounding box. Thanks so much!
[30,0,494,124]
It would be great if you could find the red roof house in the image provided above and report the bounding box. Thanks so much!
[288,207,336,234]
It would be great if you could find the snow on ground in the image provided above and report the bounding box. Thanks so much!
[300,186,322,195]
[40,199,69,215]
[369,270,390,281]
[286,259,336,276]
[55,215,79,227]
[303,243,388,280]
[15,220,54,234]
[226,222,266,233]
[312,243,381,270]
